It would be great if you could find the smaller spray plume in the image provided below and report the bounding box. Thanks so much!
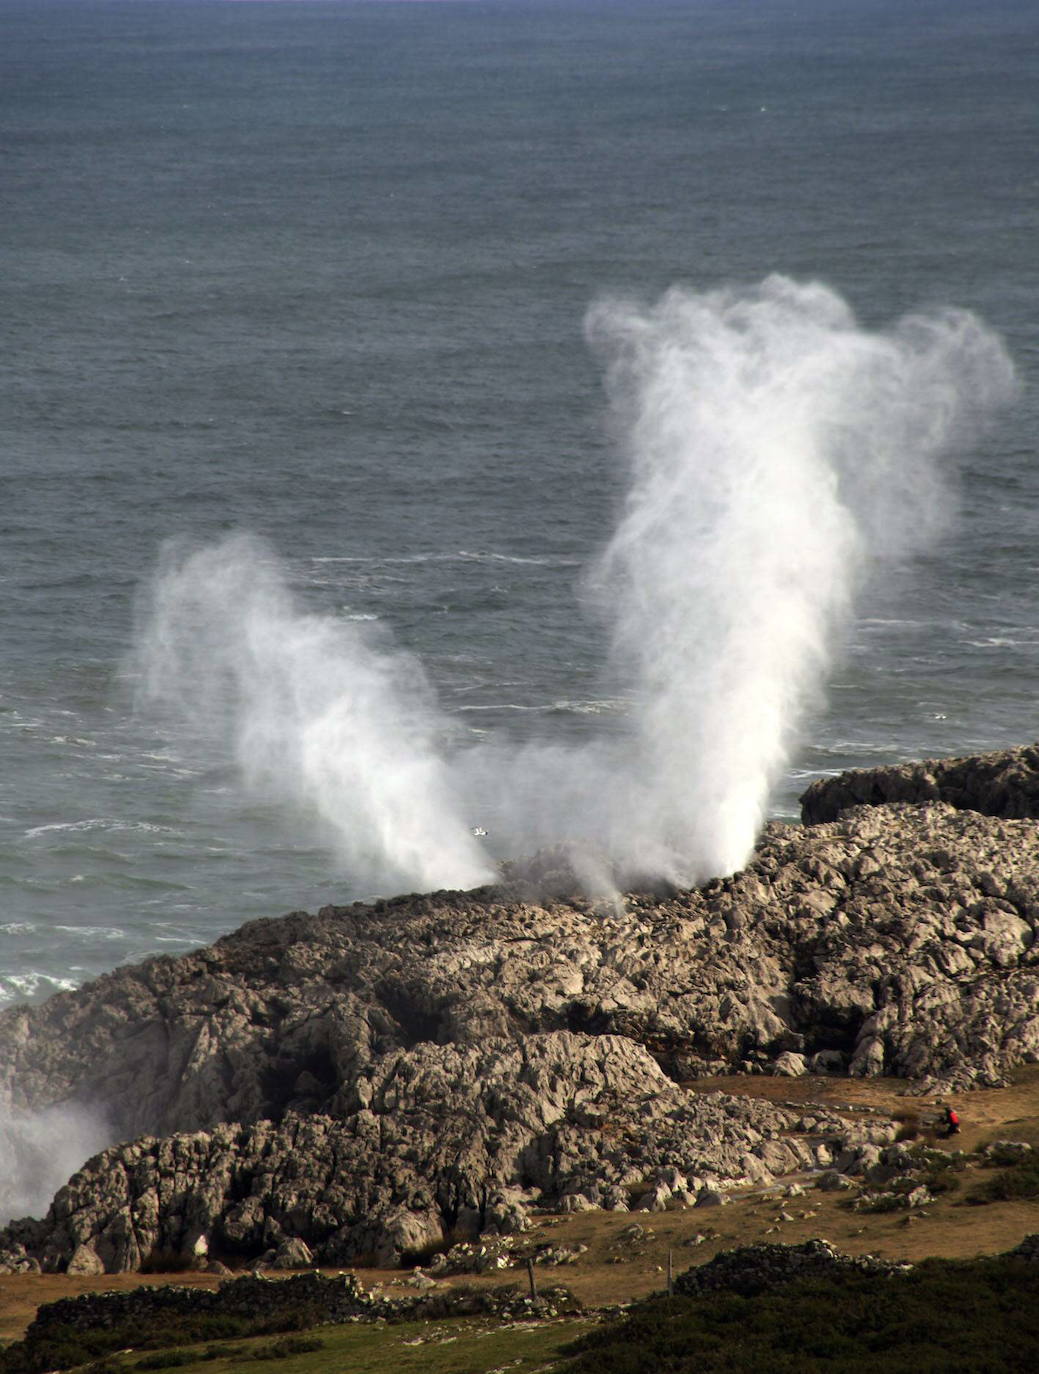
[133,535,495,894]
[132,277,1016,895]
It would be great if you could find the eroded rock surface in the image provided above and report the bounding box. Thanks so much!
[673,1237,909,1297]
[800,742,1039,825]
[2,792,1039,1272]
[0,1035,845,1274]
[4,801,1039,1136]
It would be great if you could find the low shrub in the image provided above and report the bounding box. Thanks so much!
[984,1141,1036,1168]
[232,1337,324,1362]
[892,1111,920,1142]
[0,1305,318,1374]
[970,1158,1039,1204]
[136,1346,243,1370]
[922,1167,960,1196]
[556,1256,1039,1373]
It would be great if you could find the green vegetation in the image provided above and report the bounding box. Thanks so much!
[850,1145,967,1212]
[970,1156,1039,1204]
[131,1338,323,1369]
[554,1257,1039,1373]
[0,1310,322,1374]
[47,1320,591,1374]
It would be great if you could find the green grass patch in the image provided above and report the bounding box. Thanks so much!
[0,1309,332,1374]
[64,1318,593,1374]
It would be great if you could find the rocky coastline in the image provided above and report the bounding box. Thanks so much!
[2,742,1038,1277]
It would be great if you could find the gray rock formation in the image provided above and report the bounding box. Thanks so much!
[800,742,1039,825]
[673,1237,910,1297]
[2,785,1039,1273]
[0,1034,845,1274]
[5,800,1038,1132]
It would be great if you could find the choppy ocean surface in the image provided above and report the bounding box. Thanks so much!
[2,0,1037,1007]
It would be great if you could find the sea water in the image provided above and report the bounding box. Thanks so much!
[1,0,1037,1005]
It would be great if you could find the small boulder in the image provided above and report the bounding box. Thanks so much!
[815,1171,854,1192]
[694,1188,730,1208]
[67,1242,105,1275]
[559,1193,595,1213]
[269,1237,313,1270]
[773,1052,808,1078]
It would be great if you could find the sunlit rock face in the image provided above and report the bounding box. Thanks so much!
[3,761,1039,1271]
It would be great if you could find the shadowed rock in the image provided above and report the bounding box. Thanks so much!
[674,1237,909,1297]
[800,742,1039,825]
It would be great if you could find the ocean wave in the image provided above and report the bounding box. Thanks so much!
[52,924,126,939]
[456,703,548,713]
[966,637,1029,648]
[858,618,929,628]
[456,698,628,716]
[548,698,629,716]
[309,550,581,568]
[22,818,178,841]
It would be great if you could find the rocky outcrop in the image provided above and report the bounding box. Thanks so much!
[23,1271,384,1341]
[0,1034,858,1274]
[800,742,1039,825]
[3,786,1039,1272]
[4,800,1039,1136]
[674,1238,909,1297]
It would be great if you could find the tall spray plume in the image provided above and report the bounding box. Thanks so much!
[133,277,1016,894]
[577,276,1016,883]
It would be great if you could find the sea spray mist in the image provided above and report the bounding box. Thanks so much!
[133,277,1016,897]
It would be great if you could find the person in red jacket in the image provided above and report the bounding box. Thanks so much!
[941,1105,961,1138]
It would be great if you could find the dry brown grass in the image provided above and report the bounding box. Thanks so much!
[5,1067,1039,1343]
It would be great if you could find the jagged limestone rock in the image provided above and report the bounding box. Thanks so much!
[800,742,1039,825]
[4,802,1039,1143]
[3,769,1039,1272]
[1,1033,836,1273]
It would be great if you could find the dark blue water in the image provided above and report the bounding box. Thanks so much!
[2,0,1037,1004]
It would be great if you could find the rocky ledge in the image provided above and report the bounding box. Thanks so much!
[1,744,1039,1274]
[801,741,1039,825]
[673,1237,911,1297]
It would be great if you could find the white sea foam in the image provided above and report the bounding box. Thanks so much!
[52,925,126,939]
[0,972,78,1006]
[310,551,579,567]
[23,818,176,841]
[132,277,1016,895]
